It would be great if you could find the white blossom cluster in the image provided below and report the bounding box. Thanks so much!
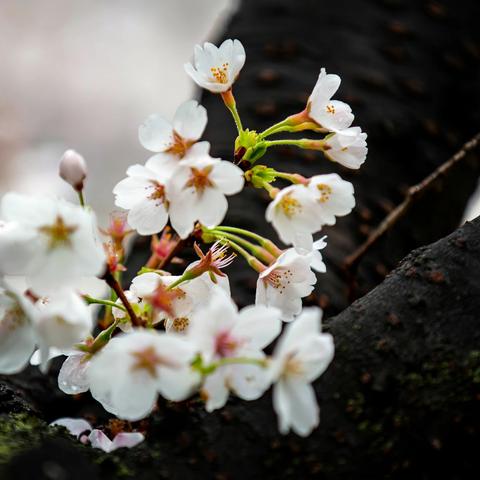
[0,38,367,443]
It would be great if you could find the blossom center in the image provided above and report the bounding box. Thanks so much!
[38,215,78,250]
[147,283,179,318]
[131,346,166,378]
[284,353,304,377]
[278,193,302,218]
[171,317,190,333]
[215,330,239,358]
[210,63,229,84]
[325,104,336,114]
[265,268,293,293]
[167,131,194,158]
[316,184,332,203]
[147,182,166,205]
[185,166,214,194]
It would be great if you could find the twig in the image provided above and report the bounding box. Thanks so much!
[344,132,480,273]
[103,269,141,326]
[145,236,185,270]
[157,238,185,270]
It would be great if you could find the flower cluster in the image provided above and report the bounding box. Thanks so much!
[0,38,367,442]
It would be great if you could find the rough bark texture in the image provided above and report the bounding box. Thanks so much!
[1,0,480,478]
[2,209,480,480]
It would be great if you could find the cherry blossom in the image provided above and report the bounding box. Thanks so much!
[270,307,334,436]
[87,329,199,420]
[323,127,368,169]
[0,193,105,294]
[307,68,354,132]
[168,154,244,238]
[130,270,229,334]
[34,290,93,372]
[185,39,246,93]
[187,290,282,411]
[112,157,176,236]
[0,286,36,374]
[265,184,321,247]
[255,248,317,322]
[139,100,207,155]
[308,173,355,226]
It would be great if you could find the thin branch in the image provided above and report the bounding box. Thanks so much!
[344,132,480,273]
[103,269,141,326]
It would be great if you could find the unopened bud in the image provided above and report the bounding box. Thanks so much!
[59,149,87,191]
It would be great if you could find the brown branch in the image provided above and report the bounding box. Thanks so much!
[344,132,480,273]
[155,238,185,272]
[103,270,141,326]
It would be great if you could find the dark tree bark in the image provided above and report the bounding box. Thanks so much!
[2,207,480,480]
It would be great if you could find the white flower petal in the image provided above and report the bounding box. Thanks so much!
[111,432,145,451]
[127,198,168,236]
[274,379,319,436]
[202,369,230,412]
[50,418,92,438]
[0,291,36,374]
[138,114,173,152]
[234,305,282,350]
[209,161,245,195]
[173,100,207,141]
[89,429,114,452]
[58,353,90,395]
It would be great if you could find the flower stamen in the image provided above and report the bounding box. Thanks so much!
[210,62,229,84]
[38,215,78,250]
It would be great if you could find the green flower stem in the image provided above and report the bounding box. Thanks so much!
[166,271,196,291]
[271,171,308,185]
[213,226,283,257]
[259,119,292,139]
[216,237,266,273]
[77,190,86,207]
[221,89,243,134]
[264,139,306,148]
[211,230,276,264]
[264,138,326,151]
[90,319,120,353]
[260,180,280,199]
[137,267,169,276]
[83,295,126,312]
[208,356,267,373]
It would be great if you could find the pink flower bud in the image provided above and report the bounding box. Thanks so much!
[59,149,87,191]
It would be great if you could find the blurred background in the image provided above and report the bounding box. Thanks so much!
[0,0,236,225]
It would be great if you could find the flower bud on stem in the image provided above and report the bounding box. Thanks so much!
[221,89,243,134]
[59,149,88,206]
[259,109,323,139]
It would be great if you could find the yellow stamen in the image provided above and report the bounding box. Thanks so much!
[278,193,302,218]
[185,166,214,194]
[316,184,332,203]
[210,62,229,84]
[38,215,77,250]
